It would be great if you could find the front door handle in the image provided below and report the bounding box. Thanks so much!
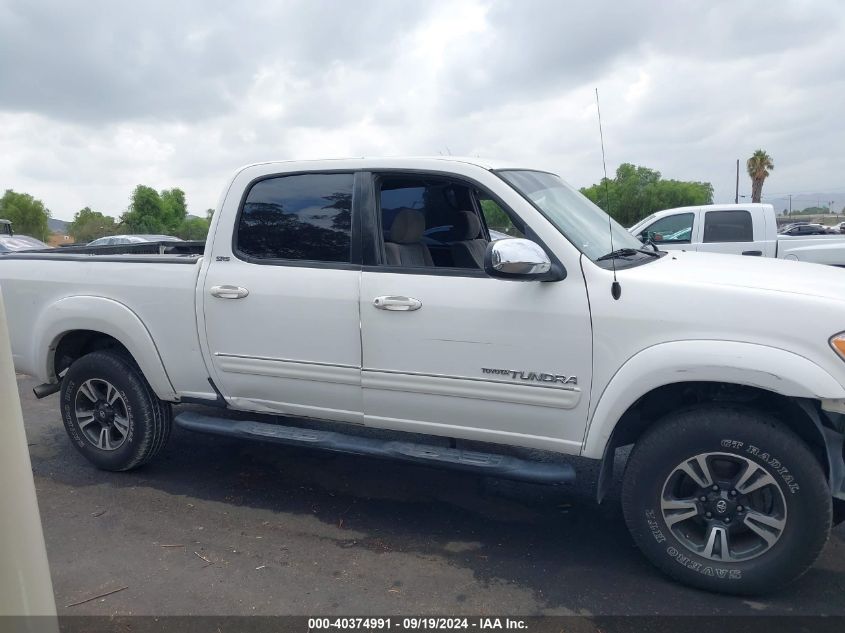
[210,285,249,299]
[742,250,763,256]
[373,296,422,311]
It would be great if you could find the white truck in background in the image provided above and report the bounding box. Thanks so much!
[629,203,845,266]
[2,158,845,596]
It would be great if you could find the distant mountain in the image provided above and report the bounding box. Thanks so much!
[48,218,69,233]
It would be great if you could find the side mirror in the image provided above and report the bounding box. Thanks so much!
[483,238,562,281]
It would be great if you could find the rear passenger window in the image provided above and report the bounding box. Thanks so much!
[703,210,753,243]
[237,173,353,263]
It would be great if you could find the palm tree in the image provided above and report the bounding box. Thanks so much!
[747,150,774,203]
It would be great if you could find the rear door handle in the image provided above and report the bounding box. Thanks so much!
[742,250,763,256]
[373,296,422,311]
[210,285,249,299]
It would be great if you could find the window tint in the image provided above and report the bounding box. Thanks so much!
[703,210,753,243]
[237,173,353,263]
[641,213,694,244]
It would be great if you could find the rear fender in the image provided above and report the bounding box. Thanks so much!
[33,295,176,400]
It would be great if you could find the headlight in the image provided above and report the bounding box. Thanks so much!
[830,333,845,361]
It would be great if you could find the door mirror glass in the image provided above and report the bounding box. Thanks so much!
[484,238,555,280]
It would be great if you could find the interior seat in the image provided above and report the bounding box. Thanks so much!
[384,208,433,267]
[450,210,488,268]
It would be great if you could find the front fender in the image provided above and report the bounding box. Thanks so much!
[33,295,176,400]
[582,340,845,459]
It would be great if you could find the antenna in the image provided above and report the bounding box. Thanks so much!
[595,88,621,301]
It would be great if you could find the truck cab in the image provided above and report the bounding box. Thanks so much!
[628,203,777,257]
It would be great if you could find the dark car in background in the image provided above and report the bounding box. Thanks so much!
[779,223,831,236]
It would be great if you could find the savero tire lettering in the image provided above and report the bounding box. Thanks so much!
[481,368,577,386]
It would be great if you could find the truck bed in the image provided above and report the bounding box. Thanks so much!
[777,234,845,265]
[17,239,205,258]
[0,249,208,397]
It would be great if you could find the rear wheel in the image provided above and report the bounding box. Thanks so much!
[621,405,831,594]
[60,351,171,471]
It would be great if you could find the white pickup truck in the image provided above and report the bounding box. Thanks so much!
[629,203,845,266]
[2,158,845,595]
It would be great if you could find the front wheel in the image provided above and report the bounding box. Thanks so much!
[621,405,831,595]
[60,351,172,471]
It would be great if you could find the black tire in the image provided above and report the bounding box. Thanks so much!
[60,351,172,471]
[621,405,831,595]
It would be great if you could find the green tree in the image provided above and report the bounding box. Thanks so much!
[580,164,713,227]
[746,149,774,203]
[121,185,166,234]
[160,188,188,232]
[0,190,51,240]
[176,216,210,240]
[68,207,118,243]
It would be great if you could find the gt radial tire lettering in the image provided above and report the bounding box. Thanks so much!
[666,546,741,579]
[644,509,666,543]
[745,444,800,493]
[120,387,135,443]
[63,379,86,448]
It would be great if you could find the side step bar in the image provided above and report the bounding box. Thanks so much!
[174,411,575,485]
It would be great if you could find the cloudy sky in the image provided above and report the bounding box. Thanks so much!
[1,0,844,221]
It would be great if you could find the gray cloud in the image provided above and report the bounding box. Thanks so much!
[0,0,436,123]
[1,0,844,220]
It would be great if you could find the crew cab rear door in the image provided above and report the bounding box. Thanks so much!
[696,208,766,256]
[199,168,364,423]
[358,168,593,452]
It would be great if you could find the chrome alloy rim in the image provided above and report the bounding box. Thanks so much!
[660,452,787,562]
[74,379,130,451]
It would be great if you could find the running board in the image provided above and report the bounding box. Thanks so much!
[174,411,575,484]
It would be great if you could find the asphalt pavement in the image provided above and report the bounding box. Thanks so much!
[16,374,845,618]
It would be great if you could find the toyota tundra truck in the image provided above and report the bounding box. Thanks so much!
[2,157,845,595]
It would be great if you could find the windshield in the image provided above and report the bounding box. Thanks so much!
[499,170,644,261]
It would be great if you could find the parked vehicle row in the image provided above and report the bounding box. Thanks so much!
[2,157,845,596]
[779,222,844,236]
[0,221,184,254]
[629,203,845,266]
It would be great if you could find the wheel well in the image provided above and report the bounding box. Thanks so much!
[597,381,832,501]
[53,330,132,379]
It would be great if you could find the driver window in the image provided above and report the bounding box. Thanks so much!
[377,176,489,270]
[640,213,694,244]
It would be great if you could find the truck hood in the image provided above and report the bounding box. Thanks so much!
[632,250,845,303]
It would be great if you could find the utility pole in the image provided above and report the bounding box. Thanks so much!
[735,159,739,204]
[788,194,792,216]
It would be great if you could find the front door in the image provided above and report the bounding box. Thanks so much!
[202,170,363,422]
[637,210,698,251]
[359,172,592,453]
